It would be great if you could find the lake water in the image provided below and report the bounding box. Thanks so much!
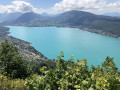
[8,26,120,68]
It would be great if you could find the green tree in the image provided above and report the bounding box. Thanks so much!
[0,40,30,78]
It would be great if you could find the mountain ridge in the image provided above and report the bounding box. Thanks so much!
[1,10,120,38]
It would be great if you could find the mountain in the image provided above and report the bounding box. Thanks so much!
[103,12,120,17]
[13,12,41,24]
[5,12,23,21]
[1,10,120,37]
[0,13,9,22]
[53,10,96,25]
[52,10,120,37]
[11,12,52,26]
[0,12,22,23]
[41,13,60,17]
[54,10,120,24]
[41,13,53,16]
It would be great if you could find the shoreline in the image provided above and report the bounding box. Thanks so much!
[72,26,120,38]
[10,24,120,39]
[54,25,120,38]
[0,26,49,61]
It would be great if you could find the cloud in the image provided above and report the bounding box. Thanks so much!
[102,0,120,13]
[0,0,120,15]
[45,0,106,14]
[47,0,120,14]
[11,1,33,13]
[0,1,44,14]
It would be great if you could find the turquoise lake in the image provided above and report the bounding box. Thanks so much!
[8,26,120,68]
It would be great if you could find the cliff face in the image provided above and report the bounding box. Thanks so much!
[0,26,47,61]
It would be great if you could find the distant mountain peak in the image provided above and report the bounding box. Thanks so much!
[0,12,23,22]
[62,10,94,14]
[13,12,41,23]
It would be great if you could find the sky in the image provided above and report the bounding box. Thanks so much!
[0,0,120,14]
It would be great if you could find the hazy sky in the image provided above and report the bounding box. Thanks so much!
[0,0,119,14]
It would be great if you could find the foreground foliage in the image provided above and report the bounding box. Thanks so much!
[0,41,120,90]
[27,59,56,75]
[25,51,120,90]
[0,74,26,90]
[0,40,30,78]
